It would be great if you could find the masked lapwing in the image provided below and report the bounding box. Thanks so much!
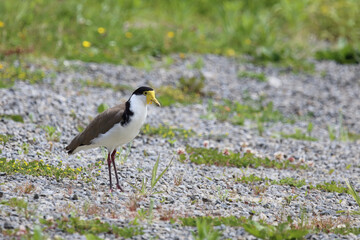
[66,86,160,191]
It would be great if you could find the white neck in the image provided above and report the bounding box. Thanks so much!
[129,94,147,117]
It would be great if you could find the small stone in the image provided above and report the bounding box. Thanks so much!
[0,191,3,198]
[72,194,78,200]
[4,221,14,229]
[202,197,212,203]
[0,172,6,176]
[34,193,39,200]
[268,76,282,88]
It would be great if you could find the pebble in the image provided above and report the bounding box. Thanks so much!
[4,221,14,229]
[0,56,360,239]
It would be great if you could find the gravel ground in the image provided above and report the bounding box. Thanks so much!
[1,55,360,239]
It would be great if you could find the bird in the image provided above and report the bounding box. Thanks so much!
[65,86,160,191]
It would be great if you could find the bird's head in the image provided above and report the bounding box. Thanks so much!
[132,86,161,106]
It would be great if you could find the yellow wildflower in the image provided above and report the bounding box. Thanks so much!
[167,31,175,38]
[0,21,4,28]
[179,53,185,59]
[19,72,26,79]
[82,41,91,48]
[97,27,106,34]
[321,5,329,14]
[226,48,235,57]
[125,32,133,39]
[245,39,251,45]
[0,63,3,69]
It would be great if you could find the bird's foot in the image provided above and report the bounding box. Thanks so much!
[116,184,124,192]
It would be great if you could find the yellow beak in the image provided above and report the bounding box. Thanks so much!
[146,90,161,106]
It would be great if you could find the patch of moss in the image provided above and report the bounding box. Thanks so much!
[280,129,318,141]
[0,64,45,88]
[179,147,307,170]
[0,134,13,145]
[157,75,206,107]
[0,158,81,181]
[212,98,287,125]
[316,44,360,64]
[43,216,143,238]
[141,123,195,139]
[0,114,24,123]
[238,71,267,82]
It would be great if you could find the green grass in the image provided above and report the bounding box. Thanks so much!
[41,216,143,238]
[273,177,307,188]
[310,181,349,194]
[2,226,47,240]
[0,157,102,182]
[1,0,359,68]
[1,197,30,219]
[238,71,267,82]
[280,129,318,141]
[192,218,222,240]
[180,216,308,240]
[0,134,12,145]
[180,216,247,228]
[179,215,360,238]
[316,41,360,64]
[129,156,173,196]
[179,146,307,170]
[0,114,24,123]
[345,181,360,215]
[0,63,45,88]
[243,219,308,240]
[328,125,360,142]
[141,123,195,140]
[209,98,287,126]
[238,175,306,188]
[156,75,206,107]
[157,85,201,106]
[328,114,360,142]
[41,125,61,142]
[236,174,349,194]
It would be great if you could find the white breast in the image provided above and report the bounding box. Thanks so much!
[91,95,147,151]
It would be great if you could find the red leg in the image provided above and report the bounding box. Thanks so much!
[107,152,113,191]
[111,149,123,191]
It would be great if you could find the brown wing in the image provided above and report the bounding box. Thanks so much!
[66,103,125,154]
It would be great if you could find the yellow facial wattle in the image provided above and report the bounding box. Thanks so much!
[146,90,161,106]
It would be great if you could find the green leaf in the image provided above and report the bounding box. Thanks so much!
[151,157,173,191]
[31,225,44,240]
[85,234,103,240]
[151,156,160,189]
[97,103,109,113]
[346,180,360,207]
[1,114,24,123]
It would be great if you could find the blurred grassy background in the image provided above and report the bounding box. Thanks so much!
[0,0,359,69]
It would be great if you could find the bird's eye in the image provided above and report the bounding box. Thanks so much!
[144,92,147,95]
